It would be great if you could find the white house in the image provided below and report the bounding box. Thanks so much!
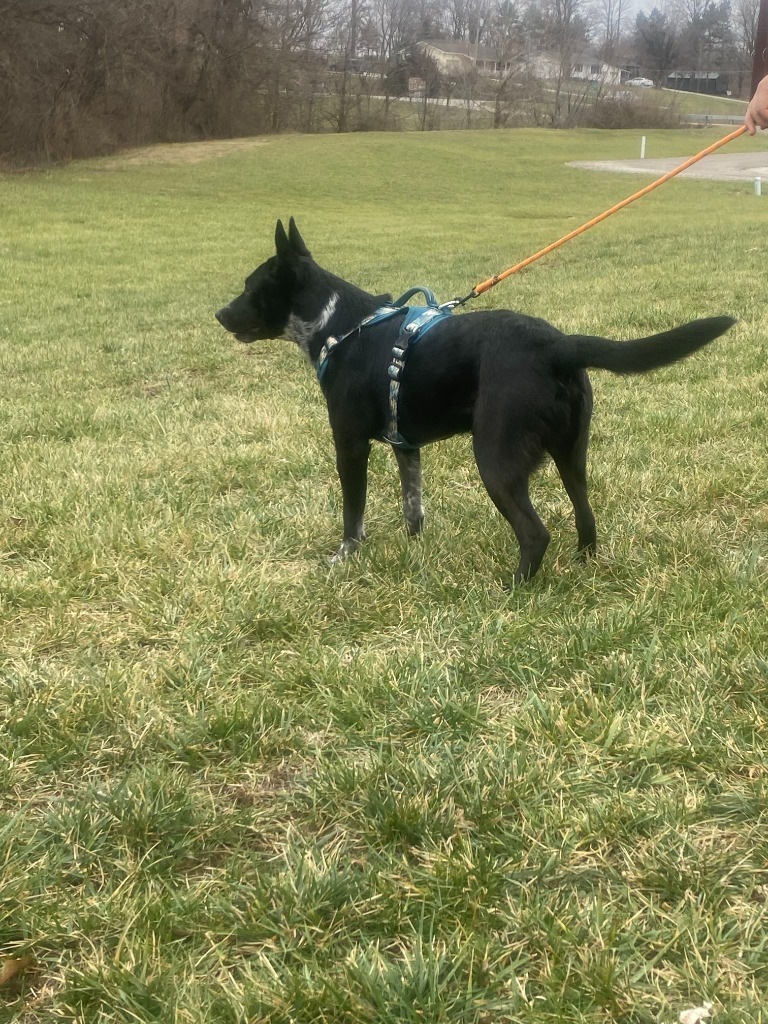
[415,42,621,86]
[570,55,622,86]
[416,40,517,77]
[519,51,622,85]
[519,52,561,80]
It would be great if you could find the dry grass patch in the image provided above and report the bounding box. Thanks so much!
[99,137,271,168]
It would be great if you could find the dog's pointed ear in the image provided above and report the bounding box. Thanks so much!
[288,217,311,258]
[275,219,291,260]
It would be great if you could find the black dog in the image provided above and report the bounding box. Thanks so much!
[216,218,735,584]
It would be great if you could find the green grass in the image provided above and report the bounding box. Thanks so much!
[540,84,748,125]
[1,127,767,1023]
[320,81,747,133]
[658,89,748,116]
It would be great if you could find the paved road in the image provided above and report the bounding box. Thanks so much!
[568,150,768,181]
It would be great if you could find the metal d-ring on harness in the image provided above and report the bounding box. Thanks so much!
[316,285,458,451]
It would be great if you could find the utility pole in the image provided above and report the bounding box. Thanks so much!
[338,0,358,132]
[752,0,768,94]
[350,0,358,62]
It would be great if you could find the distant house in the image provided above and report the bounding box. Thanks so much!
[570,55,621,86]
[413,41,621,85]
[667,71,730,96]
[520,51,561,80]
[416,40,517,77]
[515,50,621,85]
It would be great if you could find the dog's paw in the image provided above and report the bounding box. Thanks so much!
[329,537,363,564]
[405,513,425,537]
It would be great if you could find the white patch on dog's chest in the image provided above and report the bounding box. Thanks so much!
[287,293,339,356]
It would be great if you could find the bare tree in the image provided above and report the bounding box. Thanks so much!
[549,0,590,68]
[734,0,760,54]
[366,0,421,57]
[486,0,522,45]
[591,0,626,60]
[537,0,591,122]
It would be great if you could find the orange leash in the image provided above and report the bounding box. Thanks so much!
[469,125,748,299]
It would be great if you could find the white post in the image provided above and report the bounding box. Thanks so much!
[640,135,646,159]
[755,177,762,197]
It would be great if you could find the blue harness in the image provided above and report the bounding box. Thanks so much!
[316,286,453,450]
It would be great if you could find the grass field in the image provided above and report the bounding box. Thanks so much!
[658,89,749,116]
[343,84,748,133]
[1,127,768,1024]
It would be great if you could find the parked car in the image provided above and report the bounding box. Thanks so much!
[626,77,654,88]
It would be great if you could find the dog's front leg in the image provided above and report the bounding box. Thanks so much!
[393,447,424,536]
[330,442,371,562]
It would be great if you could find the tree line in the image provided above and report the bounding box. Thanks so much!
[0,0,760,164]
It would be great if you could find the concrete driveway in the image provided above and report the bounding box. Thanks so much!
[568,149,768,181]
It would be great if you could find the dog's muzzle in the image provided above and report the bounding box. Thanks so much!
[215,307,233,330]
[215,307,262,343]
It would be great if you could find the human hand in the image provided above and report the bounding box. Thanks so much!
[745,74,768,134]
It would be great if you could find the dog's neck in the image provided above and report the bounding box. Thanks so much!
[284,269,385,365]
[286,293,340,357]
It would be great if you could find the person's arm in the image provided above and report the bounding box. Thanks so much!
[745,75,768,134]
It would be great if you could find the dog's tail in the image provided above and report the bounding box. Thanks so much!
[554,316,736,376]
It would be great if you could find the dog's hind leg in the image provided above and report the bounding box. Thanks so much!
[393,448,425,537]
[472,431,550,585]
[331,442,371,563]
[549,443,596,560]
[548,388,596,559]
